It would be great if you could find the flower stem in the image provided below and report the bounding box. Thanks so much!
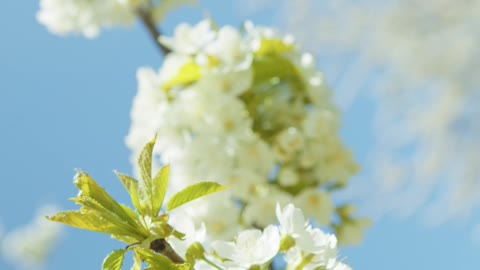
[136,8,172,56]
[202,257,223,270]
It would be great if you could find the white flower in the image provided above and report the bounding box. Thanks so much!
[284,232,338,270]
[274,127,305,157]
[305,228,338,268]
[243,188,292,228]
[294,188,334,225]
[225,169,265,201]
[158,53,192,83]
[284,246,303,269]
[205,26,252,68]
[278,166,299,187]
[159,20,216,54]
[276,203,308,239]
[194,68,253,96]
[211,225,280,268]
[276,203,337,262]
[180,193,242,241]
[167,209,206,258]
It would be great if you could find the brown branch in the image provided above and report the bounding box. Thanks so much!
[137,9,172,56]
[150,238,185,264]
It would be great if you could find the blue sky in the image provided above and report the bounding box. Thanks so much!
[0,1,478,269]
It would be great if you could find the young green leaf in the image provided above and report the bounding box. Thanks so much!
[102,249,127,270]
[254,39,295,56]
[134,248,189,270]
[252,56,298,85]
[115,172,142,213]
[131,252,143,270]
[151,165,170,216]
[138,136,155,184]
[163,61,202,91]
[166,182,227,212]
[70,196,141,236]
[137,136,157,216]
[74,171,131,221]
[47,210,135,236]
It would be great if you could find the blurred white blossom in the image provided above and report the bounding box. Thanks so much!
[37,0,197,38]
[244,0,480,226]
[1,205,63,269]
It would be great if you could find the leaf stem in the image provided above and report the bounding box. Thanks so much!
[136,8,172,56]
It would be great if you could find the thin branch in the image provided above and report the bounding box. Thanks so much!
[150,238,185,264]
[137,9,172,56]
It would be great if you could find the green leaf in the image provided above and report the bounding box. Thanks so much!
[138,136,155,185]
[163,61,202,90]
[131,252,142,270]
[166,182,227,212]
[135,248,189,270]
[111,234,139,245]
[151,165,170,216]
[138,136,156,216]
[47,210,134,236]
[70,196,143,238]
[121,204,140,223]
[74,171,131,222]
[254,39,295,56]
[115,172,142,213]
[252,56,297,85]
[102,249,127,270]
[71,197,132,229]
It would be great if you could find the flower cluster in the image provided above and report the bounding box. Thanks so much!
[126,20,366,243]
[169,203,351,270]
[36,0,196,38]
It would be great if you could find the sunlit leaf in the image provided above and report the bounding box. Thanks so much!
[102,249,127,270]
[255,39,295,56]
[73,171,131,221]
[163,61,202,90]
[47,210,134,236]
[252,56,297,84]
[151,165,170,216]
[70,196,142,237]
[131,252,142,270]
[115,172,142,213]
[138,136,156,216]
[111,234,139,245]
[138,136,155,185]
[166,182,227,212]
[121,204,140,223]
[135,248,189,270]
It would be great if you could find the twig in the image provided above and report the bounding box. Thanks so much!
[150,238,185,264]
[137,9,172,56]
